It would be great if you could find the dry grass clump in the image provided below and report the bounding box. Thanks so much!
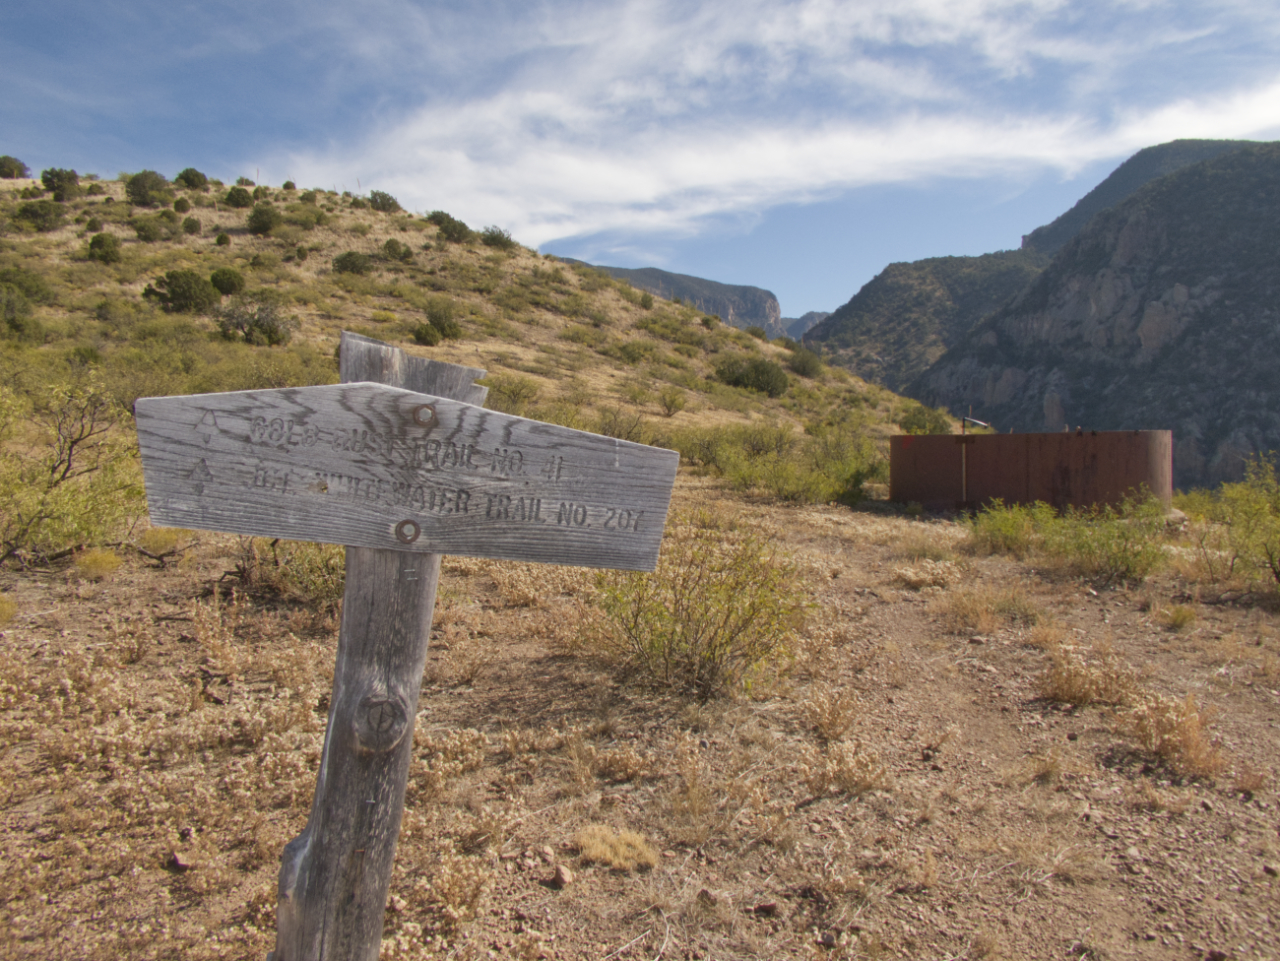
[939,585,1042,634]
[0,592,15,626]
[801,684,860,743]
[1038,642,1138,706]
[895,530,961,562]
[485,560,596,608]
[575,823,658,871]
[892,558,961,590]
[75,546,122,580]
[1158,603,1198,633]
[801,740,891,798]
[1120,692,1225,778]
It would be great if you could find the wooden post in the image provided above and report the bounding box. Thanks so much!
[270,333,487,961]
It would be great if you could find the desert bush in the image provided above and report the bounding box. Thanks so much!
[966,500,1056,558]
[75,547,122,581]
[788,347,823,377]
[745,325,767,340]
[215,232,231,246]
[715,356,788,397]
[897,403,951,435]
[209,267,245,296]
[592,507,806,698]
[247,203,284,236]
[426,296,462,338]
[252,186,270,200]
[658,385,686,417]
[382,238,413,262]
[85,216,102,232]
[412,323,441,346]
[1121,692,1224,777]
[368,190,401,213]
[0,284,39,341]
[182,216,201,235]
[215,298,296,346]
[125,170,170,206]
[1046,496,1165,586]
[40,168,80,201]
[172,197,191,214]
[482,374,540,415]
[87,232,122,264]
[0,156,29,179]
[0,381,143,565]
[282,180,296,191]
[236,176,255,186]
[480,226,516,250]
[0,267,52,304]
[428,210,473,243]
[223,185,253,208]
[1185,456,1280,589]
[15,200,66,232]
[133,218,164,242]
[639,292,654,309]
[147,269,221,313]
[174,167,208,189]
[1039,642,1138,706]
[332,251,372,275]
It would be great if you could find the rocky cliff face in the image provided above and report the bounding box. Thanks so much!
[804,250,1046,391]
[914,143,1280,487]
[784,311,830,339]
[580,264,785,337]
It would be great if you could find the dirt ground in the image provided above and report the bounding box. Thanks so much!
[2,481,1278,960]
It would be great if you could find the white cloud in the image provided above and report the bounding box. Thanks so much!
[275,0,1280,246]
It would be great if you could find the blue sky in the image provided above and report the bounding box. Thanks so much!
[4,1,1280,316]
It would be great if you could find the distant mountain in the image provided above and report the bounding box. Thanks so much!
[784,311,829,339]
[1021,139,1257,255]
[565,261,785,337]
[804,250,1047,391]
[914,142,1280,487]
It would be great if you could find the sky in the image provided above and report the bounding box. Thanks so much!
[4,1,1280,316]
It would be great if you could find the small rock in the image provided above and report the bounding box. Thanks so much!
[540,845,555,863]
[969,636,986,645]
[1067,732,1079,741]
[166,851,194,872]
[1202,799,1214,813]
[388,894,407,913]
[1263,864,1278,878]
[662,849,677,859]
[696,888,716,907]
[817,932,838,948]
[753,902,778,917]
[699,738,710,749]
[551,864,574,889]
[1205,951,1231,961]
[1126,846,1142,860]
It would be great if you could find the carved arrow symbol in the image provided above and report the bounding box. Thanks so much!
[196,410,218,445]
[188,458,214,495]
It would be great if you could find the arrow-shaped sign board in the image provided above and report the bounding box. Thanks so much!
[135,381,679,571]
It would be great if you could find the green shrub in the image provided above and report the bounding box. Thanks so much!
[215,232,231,246]
[0,268,52,304]
[480,225,517,250]
[1046,497,1166,586]
[173,197,191,214]
[592,508,806,699]
[15,200,66,232]
[349,196,369,209]
[333,251,372,274]
[482,373,540,415]
[295,246,308,262]
[715,356,788,397]
[427,296,462,338]
[0,156,29,179]
[133,218,164,242]
[87,232,122,264]
[298,190,318,204]
[282,180,296,191]
[175,167,208,190]
[369,190,401,213]
[744,325,767,340]
[639,292,654,310]
[701,314,719,328]
[148,269,221,313]
[0,285,36,339]
[85,217,102,232]
[215,298,295,346]
[40,168,80,201]
[412,323,441,346]
[427,210,473,243]
[182,216,201,235]
[788,347,823,378]
[898,404,951,435]
[966,500,1055,558]
[247,203,284,235]
[382,238,413,262]
[209,267,246,296]
[252,186,269,201]
[224,186,253,208]
[236,176,255,187]
[125,170,171,206]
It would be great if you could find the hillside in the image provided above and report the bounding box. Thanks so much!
[568,261,785,337]
[1021,139,1256,256]
[804,249,1046,391]
[784,310,829,339]
[914,142,1280,487]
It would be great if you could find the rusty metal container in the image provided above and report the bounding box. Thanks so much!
[889,430,1172,511]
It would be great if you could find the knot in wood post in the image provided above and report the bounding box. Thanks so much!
[352,691,409,754]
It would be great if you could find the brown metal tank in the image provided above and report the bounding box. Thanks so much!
[889,430,1172,510]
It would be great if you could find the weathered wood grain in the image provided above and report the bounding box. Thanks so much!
[135,381,678,571]
[270,337,480,961]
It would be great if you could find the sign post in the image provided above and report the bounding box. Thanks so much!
[134,332,679,961]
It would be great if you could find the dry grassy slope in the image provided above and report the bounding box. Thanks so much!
[0,176,917,450]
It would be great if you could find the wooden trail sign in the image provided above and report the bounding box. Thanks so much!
[135,381,677,571]
[132,332,679,960]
